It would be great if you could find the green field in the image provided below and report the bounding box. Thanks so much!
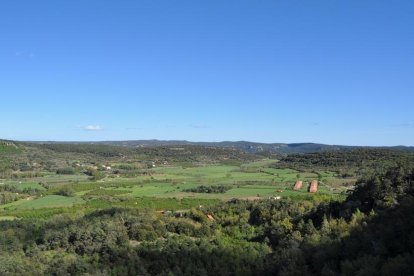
[0,159,353,218]
[0,216,16,221]
[1,181,46,191]
[0,143,22,153]
[1,195,85,210]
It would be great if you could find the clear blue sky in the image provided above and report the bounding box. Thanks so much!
[1,0,413,146]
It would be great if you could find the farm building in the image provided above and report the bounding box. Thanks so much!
[309,180,318,193]
[207,214,215,221]
[293,180,303,190]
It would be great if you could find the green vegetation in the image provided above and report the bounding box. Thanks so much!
[0,141,21,154]
[0,143,370,219]
[183,184,232,193]
[11,182,46,191]
[1,141,413,274]
[0,164,413,275]
[1,195,85,210]
[0,216,16,221]
[276,148,414,176]
[56,167,76,175]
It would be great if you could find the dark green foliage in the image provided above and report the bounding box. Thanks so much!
[85,169,106,181]
[0,205,267,274]
[347,164,414,212]
[36,143,127,157]
[56,186,75,197]
[31,143,257,164]
[183,184,232,193]
[276,148,414,175]
[112,163,139,170]
[137,236,269,275]
[56,167,76,175]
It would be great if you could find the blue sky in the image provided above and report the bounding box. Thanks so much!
[1,0,413,146]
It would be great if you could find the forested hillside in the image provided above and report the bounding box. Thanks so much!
[28,140,414,154]
[275,148,414,176]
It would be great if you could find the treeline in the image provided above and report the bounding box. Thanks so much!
[275,148,414,176]
[0,184,39,205]
[31,143,258,163]
[183,184,232,194]
[34,143,128,157]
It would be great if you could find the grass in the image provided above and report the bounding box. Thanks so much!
[1,195,85,210]
[0,197,222,219]
[2,181,47,191]
[0,216,17,221]
[57,165,350,200]
[85,189,132,196]
[87,197,221,211]
[22,174,90,186]
[225,187,277,197]
[241,159,279,168]
[0,143,22,153]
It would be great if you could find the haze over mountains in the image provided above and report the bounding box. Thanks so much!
[21,140,414,154]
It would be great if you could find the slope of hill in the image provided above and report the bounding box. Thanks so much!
[27,140,414,154]
[0,140,22,153]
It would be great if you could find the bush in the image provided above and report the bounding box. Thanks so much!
[56,167,76,175]
[84,169,106,181]
[183,185,232,194]
[56,186,75,197]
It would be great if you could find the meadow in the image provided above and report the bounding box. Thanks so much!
[0,159,353,219]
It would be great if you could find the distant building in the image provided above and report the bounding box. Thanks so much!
[207,214,215,221]
[294,180,303,190]
[309,180,318,193]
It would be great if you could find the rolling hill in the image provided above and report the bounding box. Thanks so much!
[26,139,414,154]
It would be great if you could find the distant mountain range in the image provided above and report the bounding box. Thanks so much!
[23,139,414,154]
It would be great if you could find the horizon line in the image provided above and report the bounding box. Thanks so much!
[3,138,412,148]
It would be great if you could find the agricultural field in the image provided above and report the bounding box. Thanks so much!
[0,158,354,219]
[0,181,46,191]
[0,195,85,210]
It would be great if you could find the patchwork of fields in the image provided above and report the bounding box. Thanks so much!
[0,159,355,219]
